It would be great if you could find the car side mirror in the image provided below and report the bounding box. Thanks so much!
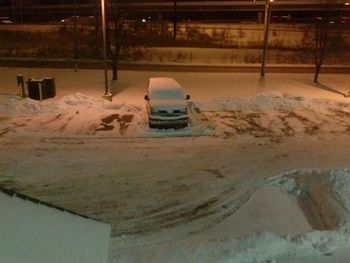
[144,95,149,100]
[186,95,190,100]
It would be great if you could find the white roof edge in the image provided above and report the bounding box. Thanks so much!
[0,186,103,223]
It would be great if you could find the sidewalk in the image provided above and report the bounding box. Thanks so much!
[1,66,349,105]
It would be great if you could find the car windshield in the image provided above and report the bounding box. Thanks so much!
[150,89,185,100]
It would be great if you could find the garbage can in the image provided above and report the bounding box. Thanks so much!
[27,78,56,100]
[42,78,56,98]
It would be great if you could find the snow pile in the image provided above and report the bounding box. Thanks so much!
[223,228,350,263]
[265,172,301,195]
[0,93,213,137]
[111,217,350,263]
[0,93,147,137]
[2,92,350,138]
[0,93,142,115]
[0,95,62,114]
[197,92,350,113]
[193,92,350,138]
[63,93,108,109]
[331,169,350,221]
[110,169,350,263]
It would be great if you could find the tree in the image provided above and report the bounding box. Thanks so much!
[313,17,328,83]
[92,0,100,58]
[106,0,130,81]
[173,0,177,39]
[313,2,345,83]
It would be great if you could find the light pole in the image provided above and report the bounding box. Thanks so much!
[101,0,112,101]
[11,0,16,23]
[73,0,79,71]
[260,0,274,77]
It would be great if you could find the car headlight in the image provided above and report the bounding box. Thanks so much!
[151,109,159,114]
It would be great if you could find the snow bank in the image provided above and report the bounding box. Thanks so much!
[331,169,350,221]
[0,191,111,263]
[196,92,350,113]
[2,92,350,138]
[111,222,350,263]
[110,169,350,263]
[0,93,142,115]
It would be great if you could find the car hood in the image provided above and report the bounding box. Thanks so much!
[150,99,187,111]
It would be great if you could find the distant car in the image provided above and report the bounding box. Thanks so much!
[0,17,14,24]
[144,77,190,129]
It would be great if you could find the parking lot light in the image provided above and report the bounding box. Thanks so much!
[101,0,112,101]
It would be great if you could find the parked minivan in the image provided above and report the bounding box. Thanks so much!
[144,77,190,129]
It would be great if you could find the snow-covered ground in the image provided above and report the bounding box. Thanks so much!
[1,67,350,262]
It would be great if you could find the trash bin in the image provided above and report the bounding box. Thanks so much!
[27,78,56,100]
[42,78,56,98]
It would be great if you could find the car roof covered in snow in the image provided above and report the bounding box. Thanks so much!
[148,77,183,92]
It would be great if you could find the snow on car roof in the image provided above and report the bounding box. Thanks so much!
[148,77,183,92]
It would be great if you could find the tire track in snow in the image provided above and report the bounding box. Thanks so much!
[115,184,256,236]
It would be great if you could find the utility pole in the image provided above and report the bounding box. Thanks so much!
[73,0,79,71]
[101,0,112,101]
[260,0,273,77]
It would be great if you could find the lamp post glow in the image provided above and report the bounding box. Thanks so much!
[101,0,112,101]
[260,0,274,77]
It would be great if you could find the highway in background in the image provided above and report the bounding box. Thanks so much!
[0,0,349,20]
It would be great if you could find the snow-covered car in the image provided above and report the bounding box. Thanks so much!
[144,77,190,129]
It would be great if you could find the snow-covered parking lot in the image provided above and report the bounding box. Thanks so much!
[1,67,350,262]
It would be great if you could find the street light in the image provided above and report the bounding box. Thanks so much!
[260,0,274,77]
[73,0,79,72]
[101,0,112,101]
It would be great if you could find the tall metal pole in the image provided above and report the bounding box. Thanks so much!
[11,0,16,23]
[18,0,23,24]
[73,0,79,71]
[260,0,272,77]
[101,0,112,100]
